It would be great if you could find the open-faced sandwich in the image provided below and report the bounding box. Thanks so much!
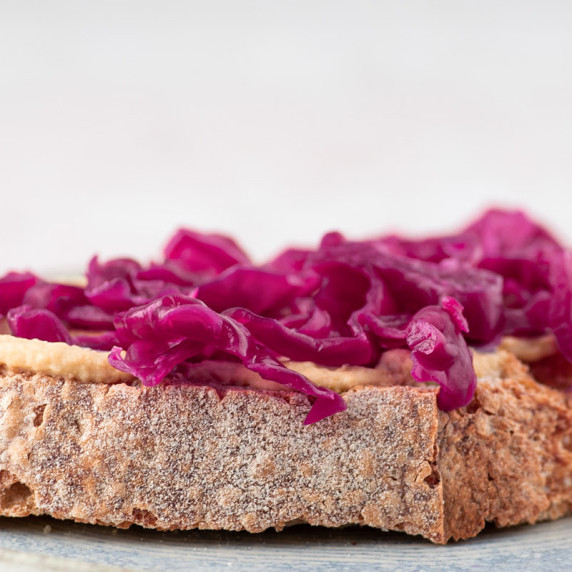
[1,209,571,543]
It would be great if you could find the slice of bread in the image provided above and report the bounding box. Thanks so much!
[1,348,571,543]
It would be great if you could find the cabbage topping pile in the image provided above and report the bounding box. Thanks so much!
[1,210,571,424]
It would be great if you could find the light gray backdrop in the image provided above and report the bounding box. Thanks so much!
[1,0,571,274]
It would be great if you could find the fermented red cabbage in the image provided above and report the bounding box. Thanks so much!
[7,305,73,344]
[406,297,476,410]
[24,281,114,330]
[7,304,118,350]
[164,229,250,276]
[108,295,346,424]
[0,272,37,316]
[195,267,318,315]
[1,211,571,423]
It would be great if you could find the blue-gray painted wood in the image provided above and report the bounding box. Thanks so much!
[1,516,571,571]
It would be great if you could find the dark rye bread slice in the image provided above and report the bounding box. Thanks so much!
[0,351,571,543]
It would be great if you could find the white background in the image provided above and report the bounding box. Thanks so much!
[1,0,571,274]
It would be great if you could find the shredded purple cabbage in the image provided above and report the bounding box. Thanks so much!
[0,272,37,316]
[8,305,73,344]
[163,229,250,276]
[406,297,476,410]
[1,209,571,423]
[107,295,345,424]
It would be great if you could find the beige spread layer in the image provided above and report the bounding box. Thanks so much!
[0,335,412,392]
[0,333,559,392]
[0,335,132,384]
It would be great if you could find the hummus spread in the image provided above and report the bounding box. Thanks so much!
[0,335,133,384]
[499,335,557,362]
[0,335,413,393]
[0,333,555,393]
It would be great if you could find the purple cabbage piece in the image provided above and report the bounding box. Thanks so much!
[195,266,318,316]
[464,210,572,357]
[73,330,119,351]
[136,260,201,287]
[164,229,251,276]
[544,249,572,361]
[85,257,145,312]
[307,238,504,345]
[373,209,572,354]
[24,281,86,312]
[7,304,117,350]
[226,307,374,367]
[85,256,193,313]
[108,295,345,424]
[23,280,115,330]
[0,272,38,316]
[406,297,476,410]
[265,248,313,274]
[464,209,559,258]
[8,305,73,344]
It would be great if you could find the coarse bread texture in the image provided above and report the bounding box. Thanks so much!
[0,351,571,543]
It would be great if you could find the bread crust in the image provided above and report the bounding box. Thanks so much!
[0,350,571,543]
[441,352,572,540]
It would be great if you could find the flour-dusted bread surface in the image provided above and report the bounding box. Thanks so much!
[0,371,445,542]
[1,350,572,543]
